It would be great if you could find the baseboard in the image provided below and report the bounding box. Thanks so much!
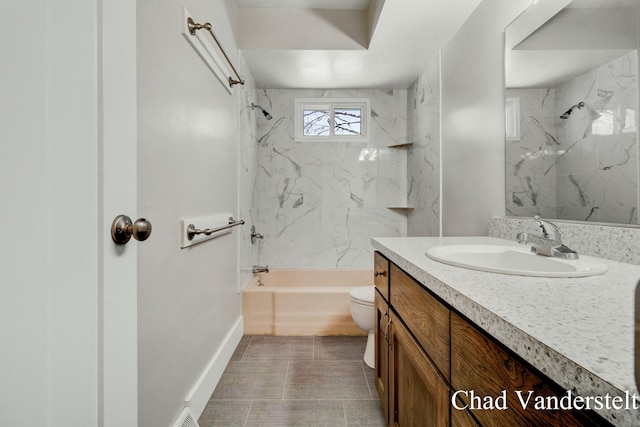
[184,316,244,421]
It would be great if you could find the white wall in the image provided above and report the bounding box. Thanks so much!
[440,0,532,236]
[136,0,242,425]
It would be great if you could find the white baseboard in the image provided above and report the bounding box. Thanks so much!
[184,316,244,421]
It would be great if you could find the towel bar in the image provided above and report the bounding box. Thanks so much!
[187,217,244,241]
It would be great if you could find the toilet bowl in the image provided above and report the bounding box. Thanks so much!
[349,285,375,368]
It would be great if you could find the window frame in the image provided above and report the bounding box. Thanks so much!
[294,98,370,142]
[505,97,521,142]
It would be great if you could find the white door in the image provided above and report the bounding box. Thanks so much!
[0,1,138,426]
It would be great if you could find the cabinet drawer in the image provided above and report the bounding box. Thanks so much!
[390,263,450,380]
[451,313,609,426]
[374,252,389,302]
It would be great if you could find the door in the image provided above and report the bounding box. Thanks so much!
[0,0,138,426]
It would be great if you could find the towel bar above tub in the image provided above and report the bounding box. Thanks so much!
[187,217,245,241]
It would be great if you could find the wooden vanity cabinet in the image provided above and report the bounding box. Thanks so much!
[373,251,610,427]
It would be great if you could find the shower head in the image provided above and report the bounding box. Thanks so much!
[252,103,273,120]
[560,101,585,120]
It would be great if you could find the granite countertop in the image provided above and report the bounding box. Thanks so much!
[372,236,640,426]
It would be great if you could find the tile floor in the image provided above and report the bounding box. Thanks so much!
[198,335,386,427]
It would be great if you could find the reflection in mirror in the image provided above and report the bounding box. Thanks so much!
[505,0,639,225]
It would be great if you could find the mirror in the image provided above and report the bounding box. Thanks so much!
[505,0,640,225]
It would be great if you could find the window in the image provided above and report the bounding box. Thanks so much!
[591,106,636,136]
[505,97,520,141]
[295,98,370,142]
[592,109,614,136]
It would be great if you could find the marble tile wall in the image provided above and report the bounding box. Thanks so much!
[407,52,441,236]
[506,51,638,224]
[254,89,408,269]
[238,53,260,288]
[505,88,559,218]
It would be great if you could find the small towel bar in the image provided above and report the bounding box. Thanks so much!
[187,217,245,241]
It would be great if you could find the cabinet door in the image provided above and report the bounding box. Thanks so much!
[451,313,608,426]
[374,290,390,424]
[451,404,480,427]
[389,311,450,427]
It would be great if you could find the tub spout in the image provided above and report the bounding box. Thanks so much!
[252,265,269,274]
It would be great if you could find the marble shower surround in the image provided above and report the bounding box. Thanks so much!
[255,89,408,269]
[506,51,638,224]
[407,52,441,237]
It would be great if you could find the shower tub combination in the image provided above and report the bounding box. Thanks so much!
[242,269,373,335]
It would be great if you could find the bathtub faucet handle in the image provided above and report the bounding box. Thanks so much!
[250,225,264,245]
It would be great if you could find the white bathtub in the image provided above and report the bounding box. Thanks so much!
[242,269,373,335]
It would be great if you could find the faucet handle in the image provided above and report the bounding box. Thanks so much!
[533,216,561,241]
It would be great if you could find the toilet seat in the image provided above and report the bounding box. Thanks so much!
[349,285,374,305]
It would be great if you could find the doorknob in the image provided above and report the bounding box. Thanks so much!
[111,215,152,245]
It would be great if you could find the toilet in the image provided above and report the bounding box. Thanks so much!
[349,285,375,368]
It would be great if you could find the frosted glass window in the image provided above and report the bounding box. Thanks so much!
[505,98,520,141]
[622,108,637,134]
[592,109,614,136]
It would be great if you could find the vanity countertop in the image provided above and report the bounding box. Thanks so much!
[372,236,640,426]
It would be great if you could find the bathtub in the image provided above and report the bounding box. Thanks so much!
[242,269,373,335]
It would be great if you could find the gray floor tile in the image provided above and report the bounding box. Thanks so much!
[343,400,386,426]
[361,362,376,399]
[313,336,367,361]
[245,400,346,426]
[205,336,384,425]
[230,335,254,361]
[211,361,289,400]
[198,400,252,427]
[242,336,314,362]
[284,361,371,400]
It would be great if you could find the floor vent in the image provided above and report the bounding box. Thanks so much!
[174,407,200,427]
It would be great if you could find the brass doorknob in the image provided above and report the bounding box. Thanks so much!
[111,215,152,245]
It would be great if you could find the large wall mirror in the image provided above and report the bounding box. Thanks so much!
[505,0,640,225]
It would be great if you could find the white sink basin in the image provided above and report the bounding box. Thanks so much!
[426,244,608,278]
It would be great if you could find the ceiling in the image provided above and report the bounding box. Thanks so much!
[567,0,640,8]
[237,0,371,9]
[505,0,640,88]
[236,0,483,89]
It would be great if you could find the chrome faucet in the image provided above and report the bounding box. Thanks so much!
[516,216,578,259]
[252,265,269,274]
